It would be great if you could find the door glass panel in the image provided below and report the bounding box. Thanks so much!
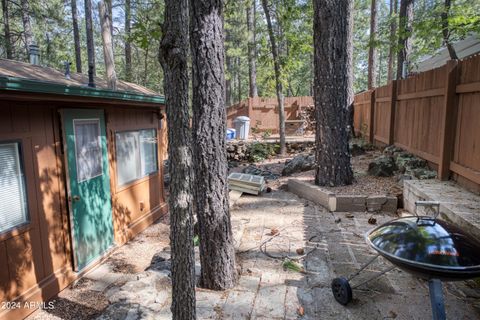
[74,119,102,182]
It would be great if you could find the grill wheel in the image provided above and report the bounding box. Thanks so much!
[331,277,353,305]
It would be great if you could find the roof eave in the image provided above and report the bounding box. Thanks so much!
[0,75,165,105]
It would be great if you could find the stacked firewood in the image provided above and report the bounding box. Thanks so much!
[226,142,250,161]
[298,105,315,134]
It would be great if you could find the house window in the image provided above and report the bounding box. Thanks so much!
[115,129,158,186]
[0,142,29,233]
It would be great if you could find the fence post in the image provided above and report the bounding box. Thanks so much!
[438,60,459,180]
[388,80,397,145]
[369,89,375,144]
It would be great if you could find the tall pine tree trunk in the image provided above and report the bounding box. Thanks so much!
[125,0,132,81]
[190,0,236,290]
[261,0,286,155]
[313,0,354,186]
[85,0,96,76]
[237,56,242,103]
[20,0,33,57]
[71,0,82,72]
[99,0,117,90]
[2,0,12,59]
[225,54,232,106]
[159,0,196,317]
[441,0,458,60]
[246,0,258,97]
[396,0,414,79]
[387,0,397,82]
[367,0,378,89]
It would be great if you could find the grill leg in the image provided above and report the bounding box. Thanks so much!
[428,279,446,320]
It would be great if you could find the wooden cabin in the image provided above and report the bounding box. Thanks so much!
[0,59,167,320]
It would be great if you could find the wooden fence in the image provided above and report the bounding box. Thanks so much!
[227,96,314,134]
[353,55,480,189]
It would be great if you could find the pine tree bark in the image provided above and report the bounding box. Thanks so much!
[237,56,241,103]
[85,0,96,76]
[71,0,82,72]
[226,54,232,106]
[441,0,458,60]
[99,0,117,90]
[125,0,132,81]
[159,0,196,317]
[2,0,12,59]
[313,0,354,187]
[261,0,286,155]
[387,0,397,82]
[246,0,258,97]
[396,0,414,79]
[367,0,378,89]
[190,0,237,290]
[20,0,33,56]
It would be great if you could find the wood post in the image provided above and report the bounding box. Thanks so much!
[369,89,375,143]
[388,80,397,145]
[438,60,459,180]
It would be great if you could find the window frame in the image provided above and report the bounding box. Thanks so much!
[0,140,30,237]
[114,128,159,188]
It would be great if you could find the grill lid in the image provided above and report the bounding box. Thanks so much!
[367,216,480,269]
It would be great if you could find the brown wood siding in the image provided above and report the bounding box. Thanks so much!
[105,108,167,245]
[0,102,72,320]
[0,99,167,320]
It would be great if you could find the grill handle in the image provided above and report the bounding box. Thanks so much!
[414,201,440,222]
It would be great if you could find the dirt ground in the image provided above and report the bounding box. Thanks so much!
[232,150,402,197]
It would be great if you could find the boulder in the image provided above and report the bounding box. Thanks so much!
[368,156,397,177]
[383,145,403,156]
[412,168,437,180]
[350,142,366,156]
[282,154,316,176]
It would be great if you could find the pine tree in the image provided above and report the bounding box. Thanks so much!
[159,0,196,317]
[190,0,237,290]
[313,0,354,187]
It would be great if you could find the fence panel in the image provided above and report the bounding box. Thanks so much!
[373,84,392,144]
[394,66,446,164]
[452,55,480,184]
[353,90,373,139]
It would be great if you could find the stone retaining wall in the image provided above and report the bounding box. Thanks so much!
[288,179,397,213]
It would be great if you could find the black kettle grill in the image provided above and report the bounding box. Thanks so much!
[331,201,480,320]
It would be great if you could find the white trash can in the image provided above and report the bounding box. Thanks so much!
[233,116,250,140]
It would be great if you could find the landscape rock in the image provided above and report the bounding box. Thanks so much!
[412,168,437,180]
[368,156,397,177]
[282,154,316,176]
[383,145,403,156]
[242,165,279,180]
[350,143,366,156]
